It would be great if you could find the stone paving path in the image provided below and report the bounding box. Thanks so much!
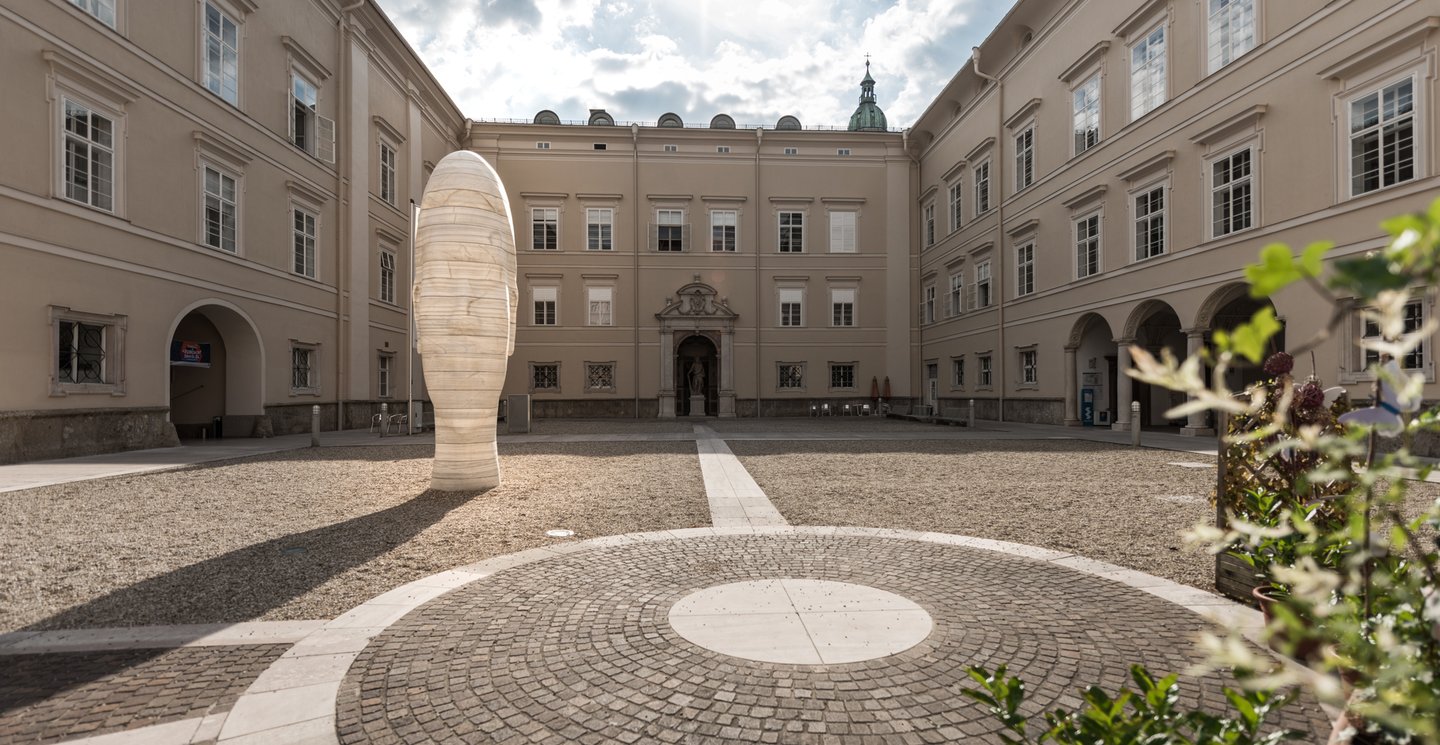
[694,425,788,528]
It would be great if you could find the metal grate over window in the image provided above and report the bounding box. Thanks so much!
[58,320,106,384]
[586,363,614,390]
[778,363,804,390]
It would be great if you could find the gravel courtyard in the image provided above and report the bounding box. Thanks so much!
[0,442,708,632]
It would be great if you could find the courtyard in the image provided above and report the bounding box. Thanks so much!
[0,417,1388,744]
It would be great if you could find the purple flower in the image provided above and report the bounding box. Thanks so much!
[1263,352,1294,377]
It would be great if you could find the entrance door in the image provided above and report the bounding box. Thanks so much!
[675,335,718,416]
[925,363,938,414]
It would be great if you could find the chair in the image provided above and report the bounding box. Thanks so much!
[389,413,408,434]
[369,413,385,433]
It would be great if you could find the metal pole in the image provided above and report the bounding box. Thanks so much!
[379,402,388,437]
[1130,400,1142,447]
[408,199,418,435]
[968,398,976,429]
[311,404,321,447]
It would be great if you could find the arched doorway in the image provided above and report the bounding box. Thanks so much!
[166,302,264,439]
[1123,300,1186,431]
[1066,313,1116,427]
[676,334,718,416]
[655,281,737,418]
[1199,284,1285,391]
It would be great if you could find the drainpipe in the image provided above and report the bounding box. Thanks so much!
[754,127,763,417]
[631,122,641,418]
[971,47,1006,423]
[902,128,919,411]
[333,0,365,430]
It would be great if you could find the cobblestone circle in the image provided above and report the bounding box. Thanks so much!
[336,535,1328,744]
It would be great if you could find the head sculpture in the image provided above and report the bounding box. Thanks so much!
[413,151,518,491]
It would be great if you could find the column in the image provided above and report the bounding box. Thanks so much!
[1063,346,1080,426]
[1112,339,1134,431]
[1180,329,1214,436]
[658,329,675,418]
[719,330,736,417]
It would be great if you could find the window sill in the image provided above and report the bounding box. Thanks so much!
[50,383,124,397]
[290,388,321,397]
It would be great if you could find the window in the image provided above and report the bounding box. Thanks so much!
[1073,74,1101,155]
[1020,350,1038,385]
[51,307,125,395]
[291,346,318,392]
[923,203,935,247]
[62,98,115,211]
[948,183,962,232]
[536,141,551,149]
[949,273,964,316]
[377,354,392,398]
[663,144,677,152]
[778,363,804,390]
[587,286,613,326]
[830,363,856,390]
[1016,243,1035,296]
[657,209,684,252]
[711,210,737,252]
[974,161,991,214]
[203,3,240,105]
[531,363,559,391]
[290,73,318,153]
[57,320,106,385]
[837,148,851,156]
[379,250,396,303]
[923,285,936,324]
[1207,0,1255,74]
[1350,77,1416,197]
[585,362,615,391]
[1364,300,1425,371]
[292,207,316,277]
[978,355,993,387]
[829,211,857,253]
[1130,25,1167,120]
[779,211,804,253]
[1076,214,1100,278]
[531,207,558,250]
[1211,148,1253,237]
[69,0,115,26]
[974,262,992,309]
[831,288,855,327]
[952,357,965,388]
[587,208,613,251]
[779,288,803,327]
[784,147,798,155]
[593,143,607,150]
[533,286,557,325]
[1015,127,1035,190]
[379,141,397,205]
[1134,186,1165,260]
[202,164,237,252]
[716,146,731,154]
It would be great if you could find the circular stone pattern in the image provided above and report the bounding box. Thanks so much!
[336,534,1329,744]
[668,579,933,664]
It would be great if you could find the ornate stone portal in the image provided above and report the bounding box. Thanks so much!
[413,151,518,491]
[657,280,737,418]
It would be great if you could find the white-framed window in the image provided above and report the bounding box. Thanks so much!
[585,362,615,391]
[711,209,738,252]
[61,97,116,212]
[778,211,804,253]
[1075,213,1101,278]
[377,354,392,398]
[952,357,965,388]
[587,208,613,251]
[202,2,240,105]
[1073,74,1101,155]
[779,288,804,327]
[923,203,935,247]
[974,160,991,214]
[923,284,936,324]
[1207,0,1256,74]
[587,286,613,326]
[530,362,559,392]
[56,321,103,384]
[531,207,558,250]
[1019,349,1038,385]
[532,286,557,326]
[291,344,319,393]
[379,141,397,206]
[292,207,317,277]
[1016,242,1035,296]
[948,183,962,232]
[831,288,855,327]
[829,363,856,390]
[201,164,238,253]
[1130,25,1167,120]
[379,249,396,304]
[663,144,677,152]
[1134,185,1165,260]
[829,211,857,253]
[837,148,851,156]
[52,307,126,396]
[69,0,116,27]
[948,272,964,317]
[716,146,731,154]
[1363,299,1426,371]
[1349,76,1416,197]
[1211,147,1253,237]
[778,363,805,390]
[1015,126,1035,191]
[974,261,992,309]
[657,209,684,251]
[978,354,993,387]
[784,147,798,155]
[536,141,551,149]
[290,72,319,154]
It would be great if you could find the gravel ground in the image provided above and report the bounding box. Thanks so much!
[0,442,708,632]
[706,417,944,433]
[519,419,696,435]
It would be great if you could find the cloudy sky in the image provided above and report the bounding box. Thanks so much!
[373,0,1018,130]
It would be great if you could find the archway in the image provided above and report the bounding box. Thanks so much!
[676,335,718,416]
[1066,313,1116,427]
[1124,300,1186,430]
[1198,284,1285,391]
[166,302,264,439]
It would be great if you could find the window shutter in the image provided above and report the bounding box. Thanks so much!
[648,223,659,251]
[317,115,336,164]
[680,223,690,251]
[286,86,295,143]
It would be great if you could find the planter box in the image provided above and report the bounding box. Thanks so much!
[1215,551,1263,605]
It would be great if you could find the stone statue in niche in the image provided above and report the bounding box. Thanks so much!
[688,358,706,395]
[413,151,518,492]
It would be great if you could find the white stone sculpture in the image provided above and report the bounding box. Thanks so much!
[414,151,518,492]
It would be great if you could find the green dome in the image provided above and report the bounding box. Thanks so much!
[848,61,888,132]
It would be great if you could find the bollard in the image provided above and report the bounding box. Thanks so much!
[968,398,976,428]
[379,402,388,438]
[310,404,321,447]
[1130,400,1142,447]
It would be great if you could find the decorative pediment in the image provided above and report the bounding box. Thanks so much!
[657,280,738,320]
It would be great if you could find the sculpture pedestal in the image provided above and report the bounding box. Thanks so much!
[689,394,707,417]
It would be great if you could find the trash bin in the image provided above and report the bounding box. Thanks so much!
[212,415,223,439]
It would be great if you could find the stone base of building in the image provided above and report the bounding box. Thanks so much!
[934,397,1064,425]
[0,406,178,465]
